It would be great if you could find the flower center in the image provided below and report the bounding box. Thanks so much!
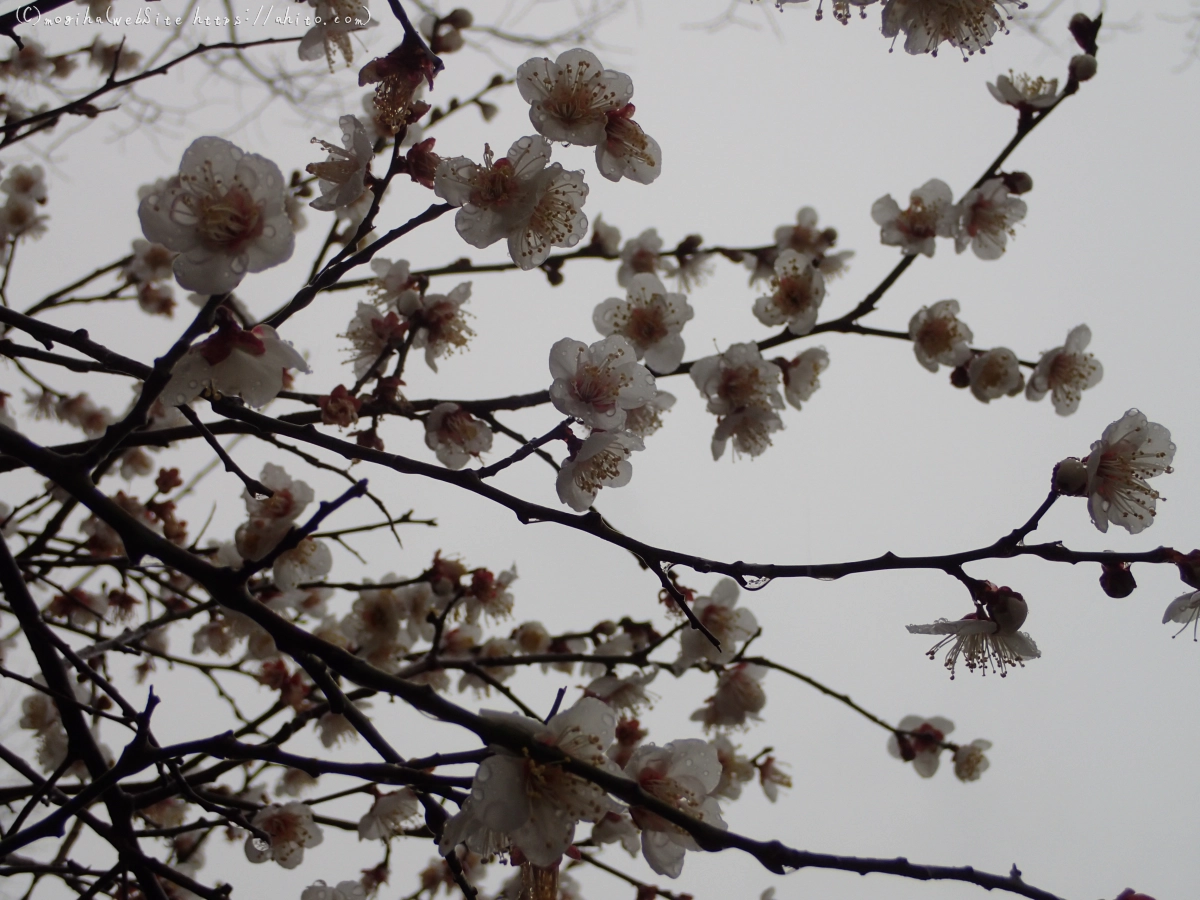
[193,182,265,255]
[624,304,669,346]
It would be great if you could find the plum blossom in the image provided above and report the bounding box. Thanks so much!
[887,715,954,778]
[908,588,1039,678]
[557,429,644,511]
[590,216,622,256]
[691,663,767,730]
[753,249,826,336]
[591,811,641,855]
[2,164,47,203]
[513,621,552,655]
[617,228,675,286]
[396,283,474,371]
[162,310,308,409]
[623,390,676,439]
[593,274,694,373]
[1084,410,1175,535]
[245,802,323,869]
[597,102,662,185]
[690,343,785,460]
[357,789,419,840]
[952,177,1027,259]
[299,0,375,69]
[953,739,992,781]
[624,739,726,877]
[517,48,632,146]
[1026,325,1103,416]
[440,697,620,866]
[988,71,1059,109]
[341,302,409,379]
[340,579,414,671]
[458,637,520,693]
[968,347,1024,403]
[273,538,333,591]
[434,136,588,270]
[871,178,955,258]
[236,464,314,561]
[301,881,365,900]
[124,239,178,283]
[307,115,374,212]
[139,137,294,295]
[909,300,974,372]
[881,0,1026,57]
[757,756,791,802]
[1162,591,1200,637]
[710,736,756,801]
[425,403,493,469]
[549,336,657,430]
[776,347,830,411]
[677,578,758,667]
[584,670,658,713]
[463,566,517,623]
[775,206,839,258]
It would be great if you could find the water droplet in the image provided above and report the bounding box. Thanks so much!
[188,380,199,388]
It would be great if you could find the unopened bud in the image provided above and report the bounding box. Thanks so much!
[894,733,917,762]
[949,364,971,389]
[1068,13,1101,56]
[1100,560,1136,598]
[1069,54,1098,83]
[477,101,499,122]
[1167,549,1200,590]
[443,8,474,29]
[433,29,465,54]
[594,620,618,636]
[1002,171,1034,195]
[1053,458,1089,496]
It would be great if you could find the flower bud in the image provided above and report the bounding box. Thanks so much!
[1069,54,1098,83]
[594,620,618,636]
[1068,13,1101,56]
[1053,458,1088,496]
[1002,171,1034,195]
[1099,560,1136,598]
[1167,549,1200,590]
[949,363,971,389]
[443,8,474,29]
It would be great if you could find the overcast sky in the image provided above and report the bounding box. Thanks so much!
[1,2,1199,899]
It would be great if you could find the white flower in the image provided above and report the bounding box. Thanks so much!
[161,312,308,409]
[1026,325,1103,415]
[517,48,633,146]
[617,228,675,286]
[556,430,644,511]
[276,768,319,798]
[907,617,1040,679]
[549,336,657,430]
[952,177,1026,259]
[774,207,839,258]
[593,274,694,373]
[245,802,323,869]
[341,302,408,379]
[690,343,785,460]
[778,347,830,411]
[357,789,419,840]
[1163,591,1200,637]
[425,403,493,469]
[953,739,992,782]
[396,283,474,371]
[623,390,676,439]
[591,811,641,856]
[458,637,520,693]
[369,257,414,304]
[753,249,826,336]
[988,71,1059,109]
[308,116,374,212]
[340,580,413,671]
[677,578,758,667]
[236,464,314,561]
[710,736,756,801]
[584,670,658,713]
[273,538,333,591]
[1084,409,1175,535]
[909,300,974,372]
[624,739,727,878]
[871,178,955,258]
[513,621,553,655]
[1,195,47,239]
[301,881,365,900]
[757,755,791,802]
[881,0,1026,57]
[887,715,954,778]
[1,164,47,203]
[317,703,370,748]
[139,137,294,295]
[597,103,662,185]
[463,566,517,623]
[434,136,589,270]
[440,698,620,866]
[299,0,375,69]
[691,663,767,730]
[591,216,622,256]
[968,347,1024,403]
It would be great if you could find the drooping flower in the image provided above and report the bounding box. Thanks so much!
[753,249,826,336]
[871,178,955,258]
[139,137,294,295]
[597,103,662,185]
[953,739,992,781]
[1026,325,1103,416]
[1163,591,1200,638]
[988,71,1059,110]
[907,600,1040,679]
[307,115,374,212]
[593,274,694,373]
[434,136,588,270]
[549,336,657,430]
[909,300,974,372]
[690,343,785,460]
[440,697,620,866]
[887,715,954,777]
[676,578,758,667]
[624,739,727,878]
[968,347,1024,403]
[881,0,1026,57]
[556,429,644,511]
[1084,410,1175,535]
[357,789,419,840]
[161,308,308,408]
[245,802,324,869]
[516,48,633,146]
[691,663,767,730]
[952,177,1027,259]
[425,403,493,469]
